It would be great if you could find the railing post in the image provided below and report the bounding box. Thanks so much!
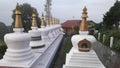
[98,32,100,41]
[103,34,106,43]
[110,36,114,48]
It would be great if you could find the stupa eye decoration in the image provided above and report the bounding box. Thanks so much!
[78,39,92,52]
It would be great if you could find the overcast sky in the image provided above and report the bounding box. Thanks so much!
[0,0,116,25]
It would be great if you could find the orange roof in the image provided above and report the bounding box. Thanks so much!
[62,20,81,28]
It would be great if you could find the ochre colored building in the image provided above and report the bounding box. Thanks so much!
[61,20,81,36]
[61,20,95,36]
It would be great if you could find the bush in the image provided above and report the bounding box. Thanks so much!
[100,29,120,47]
[74,26,79,34]
[112,40,120,51]
[104,35,110,46]
[0,22,9,40]
[94,33,98,40]
[0,41,7,59]
[65,37,72,53]
[99,33,104,43]
[89,30,94,35]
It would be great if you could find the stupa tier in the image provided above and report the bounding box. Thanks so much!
[63,6,105,68]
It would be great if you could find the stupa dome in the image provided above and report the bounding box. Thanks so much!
[71,35,96,52]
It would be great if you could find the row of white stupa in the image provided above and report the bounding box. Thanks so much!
[0,3,64,68]
[63,6,105,68]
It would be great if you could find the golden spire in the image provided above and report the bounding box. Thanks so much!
[55,18,57,24]
[50,16,53,25]
[80,6,88,31]
[15,3,23,28]
[49,17,51,26]
[52,17,54,25]
[58,19,60,24]
[46,16,49,26]
[32,9,37,27]
[57,19,59,24]
[41,13,44,27]
[53,18,55,25]
[57,19,58,24]
[51,16,53,25]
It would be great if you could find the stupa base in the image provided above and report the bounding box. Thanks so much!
[30,41,45,48]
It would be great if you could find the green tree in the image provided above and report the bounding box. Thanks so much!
[103,1,120,29]
[12,3,41,32]
[94,23,102,30]
[0,22,9,40]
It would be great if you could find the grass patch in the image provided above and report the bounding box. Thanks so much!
[65,37,72,53]
[63,37,73,64]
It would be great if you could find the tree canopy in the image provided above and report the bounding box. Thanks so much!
[0,22,9,40]
[103,1,120,29]
[12,3,41,32]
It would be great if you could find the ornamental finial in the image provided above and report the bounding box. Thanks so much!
[80,6,88,31]
[32,9,37,27]
[14,3,23,28]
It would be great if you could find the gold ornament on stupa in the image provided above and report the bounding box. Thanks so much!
[58,19,60,24]
[80,6,88,31]
[50,16,53,25]
[57,19,58,24]
[51,17,53,25]
[32,9,37,27]
[14,3,23,28]
[55,18,57,24]
[46,16,49,26]
[49,17,51,26]
[41,13,44,27]
[54,18,56,25]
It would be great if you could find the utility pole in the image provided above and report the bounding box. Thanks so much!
[44,0,52,26]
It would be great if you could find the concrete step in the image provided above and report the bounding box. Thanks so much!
[63,65,105,68]
[71,54,98,58]
[69,59,102,64]
[68,62,104,68]
[70,57,100,61]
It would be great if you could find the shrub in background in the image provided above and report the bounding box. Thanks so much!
[103,29,120,47]
[112,40,120,51]
[0,41,7,59]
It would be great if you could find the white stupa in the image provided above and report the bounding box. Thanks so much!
[50,18,57,38]
[28,10,45,48]
[0,3,35,67]
[47,16,55,39]
[52,18,62,37]
[63,6,105,68]
[38,13,51,43]
[0,3,64,68]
